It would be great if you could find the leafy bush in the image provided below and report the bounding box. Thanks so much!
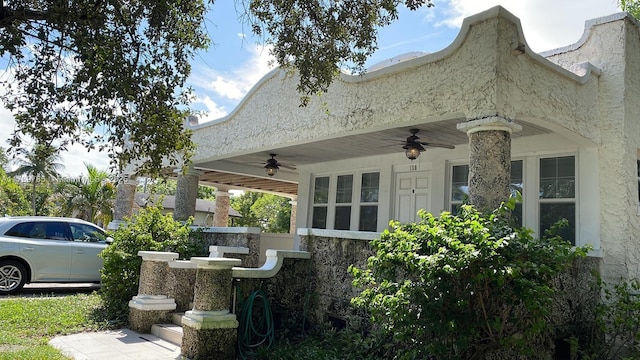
[571,277,640,359]
[350,200,589,360]
[99,204,206,322]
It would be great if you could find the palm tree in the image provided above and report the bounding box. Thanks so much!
[55,163,116,226]
[8,143,64,215]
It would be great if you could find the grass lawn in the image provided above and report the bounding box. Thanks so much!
[0,293,110,360]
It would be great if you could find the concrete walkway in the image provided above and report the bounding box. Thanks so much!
[49,328,181,360]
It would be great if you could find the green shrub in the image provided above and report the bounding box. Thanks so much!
[571,277,640,359]
[350,200,589,360]
[99,204,206,322]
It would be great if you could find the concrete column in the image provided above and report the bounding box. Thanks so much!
[174,168,202,222]
[213,187,231,227]
[108,174,137,230]
[289,199,297,234]
[181,257,242,360]
[457,116,522,213]
[129,251,178,333]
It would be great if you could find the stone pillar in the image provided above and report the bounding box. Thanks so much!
[213,188,231,227]
[457,116,522,213]
[174,168,202,222]
[108,174,137,230]
[289,199,297,234]
[181,257,242,360]
[129,251,178,333]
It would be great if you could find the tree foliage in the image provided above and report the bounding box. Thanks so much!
[141,178,217,200]
[2,1,436,172]
[7,142,63,215]
[620,0,640,17]
[350,200,589,360]
[53,163,116,226]
[247,0,434,104]
[230,191,291,231]
[1,0,208,175]
[0,167,30,216]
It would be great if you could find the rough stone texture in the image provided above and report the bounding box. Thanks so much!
[299,235,374,327]
[138,260,169,296]
[289,200,297,234]
[193,268,233,311]
[165,266,197,312]
[468,129,512,212]
[213,191,230,227]
[113,177,137,221]
[235,258,312,331]
[201,232,260,267]
[181,325,237,360]
[175,170,200,222]
[129,308,172,334]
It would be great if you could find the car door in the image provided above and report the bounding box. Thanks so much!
[68,223,108,281]
[16,221,73,282]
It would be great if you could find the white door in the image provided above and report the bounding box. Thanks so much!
[395,171,431,223]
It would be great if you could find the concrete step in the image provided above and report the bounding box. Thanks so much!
[151,323,183,346]
[172,312,185,326]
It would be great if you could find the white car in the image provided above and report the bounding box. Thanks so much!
[0,216,112,295]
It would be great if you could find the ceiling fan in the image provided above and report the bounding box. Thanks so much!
[263,153,295,176]
[402,128,455,160]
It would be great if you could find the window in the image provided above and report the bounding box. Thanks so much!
[312,177,330,229]
[70,223,107,243]
[359,172,379,231]
[450,161,523,224]
[4,221,69,240]
[539,156,575,244]
[311,172,380,232]
[334,175,353,230]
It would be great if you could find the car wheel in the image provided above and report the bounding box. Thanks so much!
[0,260,27,295]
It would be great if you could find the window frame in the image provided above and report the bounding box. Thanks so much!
[447,154,577,243]
[310,170,381,232]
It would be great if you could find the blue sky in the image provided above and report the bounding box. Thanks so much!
[1,0,621,177]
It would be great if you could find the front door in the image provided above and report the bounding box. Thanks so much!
[395,171,431,223]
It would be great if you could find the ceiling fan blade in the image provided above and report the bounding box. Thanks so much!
[419,141,455,149]
[280,164,297,170]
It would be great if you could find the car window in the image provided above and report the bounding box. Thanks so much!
[69,223,107,243]
[4,221,70,240]
[5,222,35,238]
[43,222,70,240]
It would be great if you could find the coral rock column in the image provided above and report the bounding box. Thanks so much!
[289,198,297,234]
[213,187,231,227]
[175,167,202,222]
[181,257,242,360]
[129,251,178,333]
[457,116,522,213]
[108,174,137,230]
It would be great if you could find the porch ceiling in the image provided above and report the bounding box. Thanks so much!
[192,118,551,196]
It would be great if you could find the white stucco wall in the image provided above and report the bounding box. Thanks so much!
[543,14,640,282]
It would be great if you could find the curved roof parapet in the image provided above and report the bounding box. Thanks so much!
[540,12,629,57]
[367,51,429,72]
[188,6,607,131]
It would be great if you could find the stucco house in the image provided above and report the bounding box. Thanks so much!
[114,6,640,287]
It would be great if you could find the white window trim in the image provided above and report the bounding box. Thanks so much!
[310,170,381,232]
[447,153,584,246]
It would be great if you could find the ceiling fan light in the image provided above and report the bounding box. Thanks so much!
[265,165,278,176]
[405,146,421,160]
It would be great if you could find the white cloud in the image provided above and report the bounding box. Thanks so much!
[0,104,112,177]
[193,44,276,101]
[191,95,229,123]
[440,0,620,52]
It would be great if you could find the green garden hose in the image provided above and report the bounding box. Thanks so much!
[238,289,275,359]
